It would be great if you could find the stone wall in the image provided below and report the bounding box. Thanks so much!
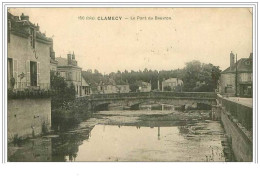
[221,110,252,161]
[217,94,253,161]
[8,98,51,142]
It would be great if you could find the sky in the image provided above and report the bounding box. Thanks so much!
[9,8,253,74]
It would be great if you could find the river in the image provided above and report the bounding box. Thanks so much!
[8,109,234,162]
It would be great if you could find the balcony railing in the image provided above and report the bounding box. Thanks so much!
[8,81,50,91]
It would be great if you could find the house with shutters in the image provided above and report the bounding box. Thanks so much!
[161,78,183,92]
[7,12,54,90]
[96,79,130,94]
[56,52,85,97]
[219,52,253,97]
[7,12,53,141]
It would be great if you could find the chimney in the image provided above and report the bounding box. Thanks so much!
[36,23,40,31]
[230,51,235,70]
[72,51,75,60]
[20,13,29,21]
[67,53,72,64]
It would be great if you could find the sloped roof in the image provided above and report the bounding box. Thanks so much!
[81,77,89,87]
[222,57,253,74]
[8,12,52,43]
[56,57,68,66]
[56,57,81,68]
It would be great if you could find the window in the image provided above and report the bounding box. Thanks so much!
[67,72,72,80]
[8,58,14,88]
[8,20,11,43]
[240,73,249,82]
[30,61,37,86]
[8,58,13,81]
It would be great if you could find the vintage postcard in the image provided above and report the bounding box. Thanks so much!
[5,6,254,162]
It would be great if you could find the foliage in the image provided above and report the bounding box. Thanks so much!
[82,68,184,92]
[12,134,23,146]
[81,62,220,93]
[50,71,76,109]
[51,98,92,131]
[50,71,92,131]
[8,88,51,99]
[10,77,15,89]
[163,86,172,91]
[182,61,221,92]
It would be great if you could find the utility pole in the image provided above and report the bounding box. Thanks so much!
[235,54,238,97]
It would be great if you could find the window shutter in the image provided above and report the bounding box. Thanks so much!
[37,62,40,87]
[13,59,18,89]
[26,60,30,86]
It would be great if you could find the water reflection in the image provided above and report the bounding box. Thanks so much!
[8,110,234,162]
[8,127,93,162]
[51,128,93,162]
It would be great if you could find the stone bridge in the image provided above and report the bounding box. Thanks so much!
[81,92,217,111]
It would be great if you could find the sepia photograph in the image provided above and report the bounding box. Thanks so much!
[5,6,254,162]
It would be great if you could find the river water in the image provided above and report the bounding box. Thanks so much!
[8,109,234,162]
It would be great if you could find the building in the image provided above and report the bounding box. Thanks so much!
[81,76,91,96]
[50,43,58,71]
[219,51,253,97]
[7,12,53,141]
[137,81,152,92]
[162,78,183,92]
[116,80,130,93]
[97,79,130,94]
[97,79,117,94]
[56,52,83,97]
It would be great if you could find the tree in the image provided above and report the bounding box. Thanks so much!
[182,61,221,92]
[182,61,201,92]
[50,71,76,109]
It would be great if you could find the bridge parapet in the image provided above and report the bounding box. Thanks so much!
[217,94,253,131]
[89,92,217,100]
